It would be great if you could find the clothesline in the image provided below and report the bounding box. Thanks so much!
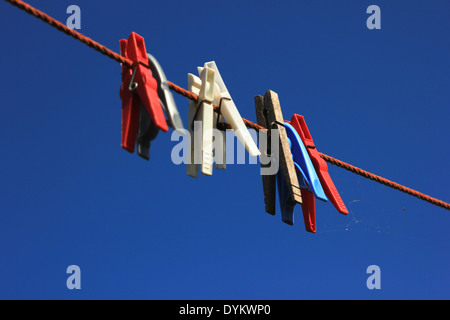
[4,0,450,211]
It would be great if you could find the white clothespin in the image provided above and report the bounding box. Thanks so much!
[198,61,261,157]
[187,72,226,176]
[186,69,216,177]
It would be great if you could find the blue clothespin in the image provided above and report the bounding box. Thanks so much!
[276,121,328,232]
[284,121,327,201]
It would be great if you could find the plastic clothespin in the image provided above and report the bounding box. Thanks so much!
[254,90,302,218]
[186,72,226,176]
[277,121,328,233]
[284,121,327,201]
[290,114,349,215]
[185,69,216,177]
[198,62,260,157]
[119,32,168,153]
[136,53,185,160]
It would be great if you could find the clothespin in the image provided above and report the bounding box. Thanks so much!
[198,62,260,157]
[254,90,302,218]
[278,121,328,233]
[185,68,216,177]
[186,71,226,176]
[284,121,327,201]
[290,114,349,215]
[119,32,168,153]
[136,53,185,160]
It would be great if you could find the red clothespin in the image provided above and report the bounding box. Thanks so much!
[119,32,168,153]
[289,114,349,215]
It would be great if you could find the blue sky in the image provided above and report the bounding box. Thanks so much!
[0,0,449,299]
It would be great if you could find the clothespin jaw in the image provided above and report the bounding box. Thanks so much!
[119,32,168,153]
[136,106,159,160]
[275,170,316,232]
[276,170,295,225]
[199,62,260,157]
[198,67,216,176]
[255,95,276,215]
[254,90,302,220]
[290,114,349,215]
[300,189,316,233]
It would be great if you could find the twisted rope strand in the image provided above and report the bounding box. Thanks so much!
[319,153,450,210]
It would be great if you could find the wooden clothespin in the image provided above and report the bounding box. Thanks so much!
[255,90,302,218]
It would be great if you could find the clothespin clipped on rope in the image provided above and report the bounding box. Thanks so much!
[119,32,168,153]
[186,68,216,176]
[255,89,322,232]
[278,121,328,233]
[188,62,260,178]
[186,73,226,177]
[290,114,349,215]
[254,90,303,217]
[254,92,347,233]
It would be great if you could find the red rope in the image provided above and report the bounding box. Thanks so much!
[5,0,449,211]
[4,0,134,68]
[319,153,450,210]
